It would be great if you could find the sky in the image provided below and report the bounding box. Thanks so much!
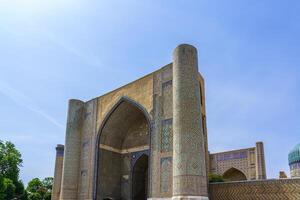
[0,0,299,185]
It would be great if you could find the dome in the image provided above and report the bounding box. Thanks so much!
[288,143,300,165]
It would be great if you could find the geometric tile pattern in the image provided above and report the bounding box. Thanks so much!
[173,132,204,175]
[160,157,172,194]
[162,80,172,119]
[172,44,207,196]
[162,80,172,90]
[209,178,300,200]
[161,119,172,152]
[173,175,207,196]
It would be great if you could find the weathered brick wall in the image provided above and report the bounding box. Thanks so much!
[209,178,300,200]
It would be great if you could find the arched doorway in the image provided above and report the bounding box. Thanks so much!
[94,97,150,200]
[223,168,247,181]
[132,154,148,200]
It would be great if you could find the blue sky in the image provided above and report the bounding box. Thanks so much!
[0,0,299,184]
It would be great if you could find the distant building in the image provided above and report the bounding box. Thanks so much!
[209,142,267,181]
[289,143,300,178]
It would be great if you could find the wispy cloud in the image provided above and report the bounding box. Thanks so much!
[0,80,64,129]
[45,31,104,68]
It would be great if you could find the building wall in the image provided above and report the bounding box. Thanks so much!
[209,148,256,180]
[290,162,300,178]
[55,60,209,199]
[151,64,174,198]
[209,178,300,200]
[51,145,64,200]
[53,59,268,199]
[209,142,267,181]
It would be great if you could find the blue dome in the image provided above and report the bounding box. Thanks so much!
[288,143,300,165]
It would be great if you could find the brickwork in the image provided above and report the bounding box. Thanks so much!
[60,100,84,200]
[149,64,180,198]
[49,44,264,200]
[51,145,64,200]
[255,142,267,179]
[209,178,300,200]
[172,44,208,198]
[209,148,255,180]
[79,100,97,199]
[289,144,300,178]
[209,142,267,181]
[290,163,300,177]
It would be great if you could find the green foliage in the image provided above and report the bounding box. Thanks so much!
[41,177,53,192]
[0,140,26,199]
[0,176,3,200]
[0,140,53,200]
[27,178,43,193]
[209,173,225,183]
[0,140,23,183]
[15,180,28,200]
[44,192,51,200]
[3,178,16,200]
[27,177,53,200]
[28,192,42,200]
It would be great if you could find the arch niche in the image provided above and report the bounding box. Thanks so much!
[94,97,151,200]
[223,168,247,181]
[132,154,148,200]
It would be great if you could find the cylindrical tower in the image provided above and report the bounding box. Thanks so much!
[255,142,267,180]
[51,144,64,200]
[289,143,300,178]
[172,44,208,200]
[60,99,84,200]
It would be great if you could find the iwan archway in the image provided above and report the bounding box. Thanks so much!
[94,97,151,200]
[223,168,247,182]
[53,44,210,200]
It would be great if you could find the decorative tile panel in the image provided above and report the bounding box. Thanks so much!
[160,157,172,194]
[162,80,173,119]
[161,119,173,152]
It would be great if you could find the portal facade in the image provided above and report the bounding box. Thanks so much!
[51,44,266,200]
[209,142,266,181]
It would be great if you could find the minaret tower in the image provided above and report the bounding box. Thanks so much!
[172,44,209,200]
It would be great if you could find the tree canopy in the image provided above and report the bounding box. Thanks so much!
[0,140,53,200]
[0,140,23,182]
[0,140,26,200]
[27,177,53,200]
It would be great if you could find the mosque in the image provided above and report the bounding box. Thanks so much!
[289,143,300,178]
[51,44,300,200]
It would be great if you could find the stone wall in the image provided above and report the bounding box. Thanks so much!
[209,142,267,181]
[51,145,64,200]
[209,178,300,200]
[151,64,174,198]
[209,147,256,180]
[56,44,210,200]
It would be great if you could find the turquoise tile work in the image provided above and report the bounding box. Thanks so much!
[161,118,173,152]
[160,157,172,193]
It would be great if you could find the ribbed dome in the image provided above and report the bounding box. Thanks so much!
[288,143,300,165]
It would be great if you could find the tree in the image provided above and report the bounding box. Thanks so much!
[15,180,28,200]
[0,140,23,183]
[41,177,53,192]
[28,192,42,200]
[2,178,16,200]
[27,178,43,194]
[0,140,25,199]
[27,177,53,200]
[208,173,225,183]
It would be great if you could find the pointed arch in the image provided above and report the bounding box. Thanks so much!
[223,168,247,181]
[132,154,149,200]
[93,96,152,200]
